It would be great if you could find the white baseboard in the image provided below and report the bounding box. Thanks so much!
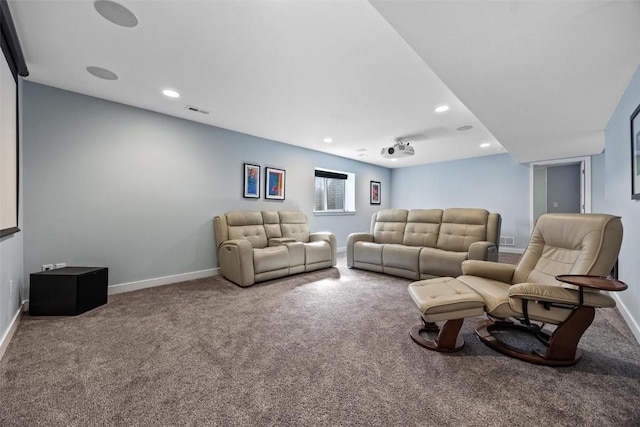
[0,303,24,362]
[499,247,525,254]
[337,246,346,254]
[108,268,219,295]
[611,293,640,345]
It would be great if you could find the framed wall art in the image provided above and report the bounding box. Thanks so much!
[265,167,286,200]
[243,163,260,198]
[631,103,640,200]
[370,181,381,205]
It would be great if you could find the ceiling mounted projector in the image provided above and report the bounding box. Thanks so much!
[381,138,415,158]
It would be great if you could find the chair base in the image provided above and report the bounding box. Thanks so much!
[475,306,596,367]
[410,318,465,353]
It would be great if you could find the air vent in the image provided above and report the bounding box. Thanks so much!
[499,236,515,246]
[185,105,210,115]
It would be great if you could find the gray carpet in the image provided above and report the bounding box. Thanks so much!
[1,254,639,426]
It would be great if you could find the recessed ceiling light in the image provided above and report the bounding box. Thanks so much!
[356,148,367,152]
[390,158,398,162]
[94,0,138,28]
[480,142,491,148]
[435,105,449,113]
[86,66,118,81]
[162,89,180,98]
[457,125,474,131]
[323,137,333,143]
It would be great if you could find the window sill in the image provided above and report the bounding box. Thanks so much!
[314,210,357,216]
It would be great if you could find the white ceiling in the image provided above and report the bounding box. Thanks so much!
[8,0,640,168]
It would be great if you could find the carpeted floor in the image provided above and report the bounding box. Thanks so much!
[1,254,639,426]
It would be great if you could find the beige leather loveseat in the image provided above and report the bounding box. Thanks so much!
[214,210,337,287]
[346,208,501,280]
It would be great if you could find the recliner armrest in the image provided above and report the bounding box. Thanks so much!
[220,239,253,250]
[309,232,333,243]
[310,232,337,266]
[346,232,373,244]
[218,239,255,287]
[461,260,515,283]
[346,233,374,268]
[468,241,499,262]
[508,282,616,308]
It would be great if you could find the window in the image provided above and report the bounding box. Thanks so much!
[314,168,355,214]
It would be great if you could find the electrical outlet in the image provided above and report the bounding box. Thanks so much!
[9,280,13,297]
[55,263,66,269]
[42,264,54,271]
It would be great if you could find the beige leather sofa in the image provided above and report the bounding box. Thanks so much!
[346,208,501,280]
[214,210,337,287]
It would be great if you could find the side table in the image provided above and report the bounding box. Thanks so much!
[556,274,627,305]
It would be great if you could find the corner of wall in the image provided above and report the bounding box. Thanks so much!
[612,293,640,345]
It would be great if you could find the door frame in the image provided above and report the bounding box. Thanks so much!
[529,156,591,233]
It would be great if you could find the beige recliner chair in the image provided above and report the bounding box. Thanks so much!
[457,213,624,366]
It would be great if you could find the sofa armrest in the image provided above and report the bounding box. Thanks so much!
[468,241,499,262]
[461,260,515,283]
[346,233,374,268]
[218,239,255,287]
[310,232,337,266]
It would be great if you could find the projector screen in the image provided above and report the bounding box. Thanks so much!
[0,0,27,238]
[0,41,18,236]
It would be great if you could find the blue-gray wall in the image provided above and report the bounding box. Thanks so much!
[390,153,531,250]
[599,64,640,340]
[21,82,390,288]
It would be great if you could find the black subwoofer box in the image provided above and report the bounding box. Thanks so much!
[29,267,108,316]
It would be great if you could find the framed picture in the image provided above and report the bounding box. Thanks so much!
[243,163,260,198]
[370,181,381,205]
[631,104,640,200]
[265,167,286,200]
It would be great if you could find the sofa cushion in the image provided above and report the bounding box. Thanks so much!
[304,241,332,270]
[285,242,305,274]
[436,208,489,252]
[227,211,268,249]
[226,210,263,226]
[253,246,290,274]
[262,210,282,239]
[372,209,408,244]
[353,241,383,265]
[383,244,421,280]
[419,247,468,278]
[280,211,311,243]
[403,209,442,247]
[457,274,513,319]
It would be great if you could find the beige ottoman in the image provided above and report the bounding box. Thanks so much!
[408,277,485,352]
